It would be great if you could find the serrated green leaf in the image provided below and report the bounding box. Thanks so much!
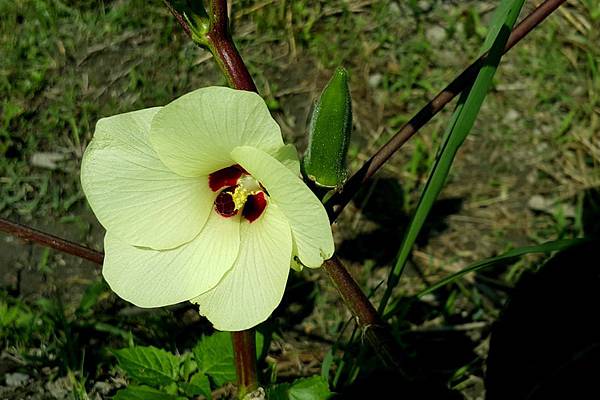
[193,331,264,387]
[289,376,332,400]
[267,382,291,400]
[181,353,198,382]
[267,376,333,400]
[113,385,186,400]
[193,332,236,387]
[181,372,212,398]
[114,346,181,386]
[379,0,526,313]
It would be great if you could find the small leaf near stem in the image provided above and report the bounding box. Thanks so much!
[163,0,210,45]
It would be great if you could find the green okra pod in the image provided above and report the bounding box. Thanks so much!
[303,67,353,189]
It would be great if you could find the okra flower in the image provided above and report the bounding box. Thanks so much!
[81,87,334,331]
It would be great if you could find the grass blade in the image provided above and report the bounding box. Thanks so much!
[416,238,588,298]
[383,238,588,319]
[379,0,526,313]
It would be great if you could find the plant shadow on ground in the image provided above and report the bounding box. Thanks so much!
[335,185,600,398]
[485,238,600,399]
[337,304,476,399]
[337,177,464,267]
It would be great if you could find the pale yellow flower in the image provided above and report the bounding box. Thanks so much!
[81,87,334,331]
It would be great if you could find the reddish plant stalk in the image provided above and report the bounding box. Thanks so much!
[325,256,406,372]
[206,0,257,92]
[232,330,259,397]
[0,218,103,265]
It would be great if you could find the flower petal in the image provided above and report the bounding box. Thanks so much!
[272,144,300,176]
[150,87,284,177]
[81,108,214,249]
[192,203,292,331]
[231,146,334,268]
[103,211,240,307]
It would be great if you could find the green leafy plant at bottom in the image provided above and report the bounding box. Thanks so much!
[113,331,333,399]
[267,376,333,400]
[113,331,247,399]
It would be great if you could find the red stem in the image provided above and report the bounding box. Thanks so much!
[206,0,257,92]
[324,256,406,372]
[232,330,258,396]
[0,218,103,265]
[206,1,259,395]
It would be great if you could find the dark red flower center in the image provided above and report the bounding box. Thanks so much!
[209,165,268,222]
[214,188,237,217]
[242,192,267,223]
[208,164,246,192]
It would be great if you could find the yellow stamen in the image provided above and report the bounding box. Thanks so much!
[231,175,262,211]
[231,185,249,210]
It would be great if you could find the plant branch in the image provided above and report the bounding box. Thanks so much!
[326,0,567,221]
[184,0,406,373]
[324,256,406,373]
[232,330,258,397]
[0,218,104,265]
[205,0,257,91]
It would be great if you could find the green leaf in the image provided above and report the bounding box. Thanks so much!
[163,0,209,45]
[181,372,212,398]
[180,353,197,382]
[193,331,264,387]
[379,0,526,313]
[321,349,334,382]
[193,332,236,387]
[268,376,333,400]
[114,346,181,386]
[113,385,186,400]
